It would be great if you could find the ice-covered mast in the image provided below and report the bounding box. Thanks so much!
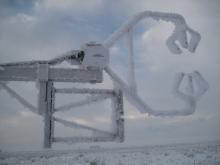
[103,11,208,116]
[0,11,209,148]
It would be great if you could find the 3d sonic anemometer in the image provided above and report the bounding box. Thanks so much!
[0,11,209,148]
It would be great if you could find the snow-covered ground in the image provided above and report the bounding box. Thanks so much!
[0,141,220,165]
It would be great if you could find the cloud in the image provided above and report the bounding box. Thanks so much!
[0,111,43,150]
[38,0,103,14]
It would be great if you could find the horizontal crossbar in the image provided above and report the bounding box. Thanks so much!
[53,136,116,143]
[0,66,102,83]
[55,87,114,95]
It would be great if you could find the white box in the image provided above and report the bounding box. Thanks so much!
[81,42,109,69]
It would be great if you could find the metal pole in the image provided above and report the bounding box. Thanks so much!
[38,81,54,148]
[111,89,124,142]
[126,29,137,94]
[116,90,124,142]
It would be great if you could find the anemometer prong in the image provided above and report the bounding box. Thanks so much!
[190,71,209,100]
[0,11,208,148]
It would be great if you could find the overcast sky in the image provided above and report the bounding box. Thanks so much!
[0,0,220,151]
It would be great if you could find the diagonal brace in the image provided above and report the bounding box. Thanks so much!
[54,117,114,136]
[55,94,113,112]
[0,82,38,114]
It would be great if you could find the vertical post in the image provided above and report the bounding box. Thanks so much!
[37,64,54,148]
[126,28,137,94]
[43,81,54,148]
[51,87,55,144]
[112,89,124,142]
[118,90,124,142]
[38,81,54,148]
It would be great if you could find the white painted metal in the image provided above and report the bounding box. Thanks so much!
[52,87,124,143]
[37,64,49,81]
[111,89,124,142]
[0,82,38,114]
[42,81,54,148]
[103,10,208,116]
[55,94,112,112]
[0,11,209,148]
[55,87,114,95]
[54,117,114,137]
[103,11,201,53]
[81,42,109,69]
[105,66,208,116]
[0,66,102,83]
[53,136,115,143]
[125,29,137,94]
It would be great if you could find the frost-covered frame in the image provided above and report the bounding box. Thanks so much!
[52,86,124,146]
[0,11,208,148]
[0,62,124,148]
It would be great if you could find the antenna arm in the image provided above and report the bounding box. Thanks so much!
[103,10,201,54]
[105,67,208,117]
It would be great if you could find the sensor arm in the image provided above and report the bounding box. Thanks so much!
[105,67,208,117]
[103,11,201,54]
[103,11,207,116]
[103,10,202,100]
[0,50,81,68]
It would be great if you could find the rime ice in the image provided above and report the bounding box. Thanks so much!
[0,11,208,148]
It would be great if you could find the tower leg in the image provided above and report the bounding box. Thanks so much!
[38,81,54,148]
[112,89,124,142]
